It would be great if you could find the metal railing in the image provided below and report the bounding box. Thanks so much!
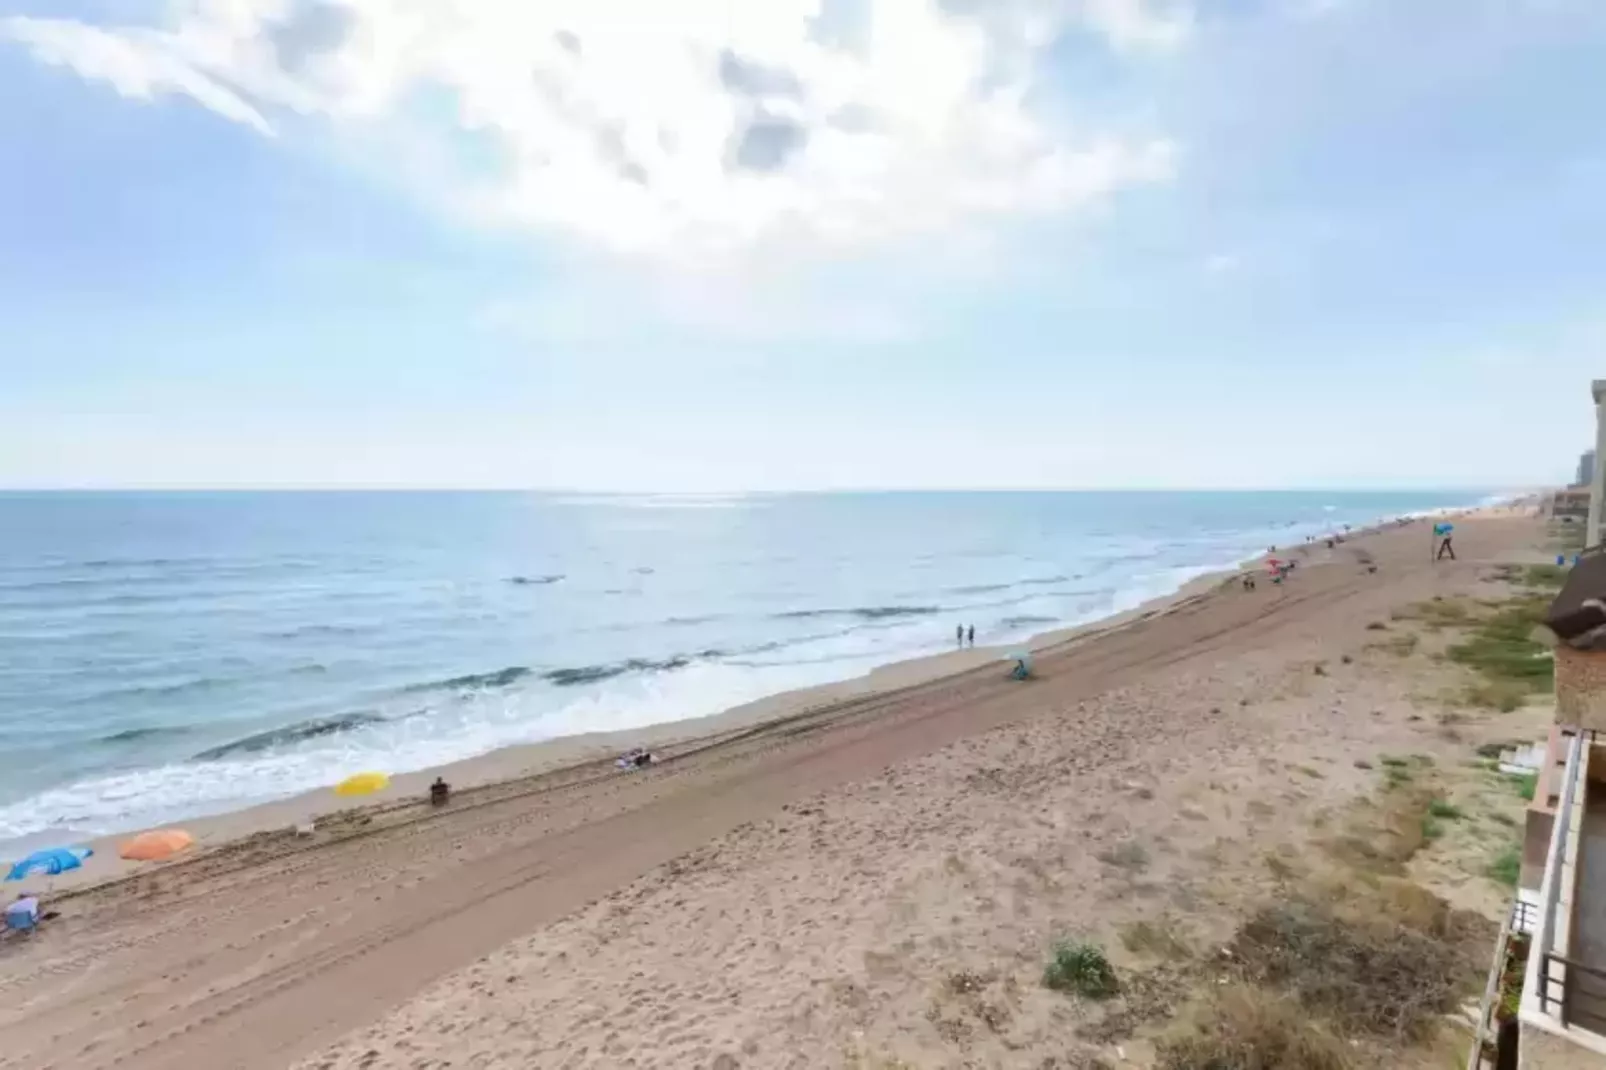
[1540,952,1606,1035]
[1468,895,1549,1070]
[1514,897,1539,934]
[1470,730,1587,1068]
[1469,901,1521,1070]
[1531,730,1587,981]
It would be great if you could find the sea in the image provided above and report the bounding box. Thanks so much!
[0,489,1499,846]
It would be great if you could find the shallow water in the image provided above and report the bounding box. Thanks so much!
[0,489,1492,840]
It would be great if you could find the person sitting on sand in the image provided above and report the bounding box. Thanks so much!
[429,777,450,806]
[5,893,40,933]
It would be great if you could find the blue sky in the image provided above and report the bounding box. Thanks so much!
[2,0,1603,491]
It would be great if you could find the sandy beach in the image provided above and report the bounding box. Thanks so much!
[0,506,1552,1070]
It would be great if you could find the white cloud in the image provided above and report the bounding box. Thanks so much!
[1082,0,1193,52]
[1,16,273,135]
[2,0,1182,263]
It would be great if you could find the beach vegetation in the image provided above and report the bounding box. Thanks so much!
[1549,522,1587,553]
[1228,894,1479,1042]
[1121,916,1193,960]
[1264,849,1300,881]
[1524,563,1569,589]
[1392,597,1474,629]
[1323,784,1471,876]
[1463,680,1529,711]
[1444,592,1552,686]
[1488,847,1522,888]
[1043,940,1119,999]
[1160,770,1495,1068]
[1511,771,1538,802]
[1367,633,1418,657]
[1378,757,1413,788]
[1096,839,1150,872]
[1427,799,1463,820]
[1157,984,1352,1070]
[1159,873,1487,1067]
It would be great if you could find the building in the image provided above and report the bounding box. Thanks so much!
[1466,565,1606,1068]
[1583,451,1598,491]
[1555,490,1592,522]
[1587,382,1606,548]
[1468,387,1606,1069]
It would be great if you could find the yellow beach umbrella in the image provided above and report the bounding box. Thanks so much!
[334,771,390,797]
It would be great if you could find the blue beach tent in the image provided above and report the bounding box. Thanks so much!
[5,846,92,881]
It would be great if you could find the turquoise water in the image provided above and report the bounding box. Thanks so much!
[0,490,1492,841]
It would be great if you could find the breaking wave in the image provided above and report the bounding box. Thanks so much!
[194,711,391,761]
[774,605,941,621]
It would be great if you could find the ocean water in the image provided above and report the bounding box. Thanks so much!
[0,490,1492,843]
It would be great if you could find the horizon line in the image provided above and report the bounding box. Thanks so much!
[0,484,1539,495]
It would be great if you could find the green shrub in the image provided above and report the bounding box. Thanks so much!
[1488,848,1521,888]
[1043,940,1119,999]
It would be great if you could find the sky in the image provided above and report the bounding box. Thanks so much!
[1,0,1603,492]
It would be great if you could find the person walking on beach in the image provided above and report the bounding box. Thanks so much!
[1435,522,1456,561]
[957,623,964,647]
[967,625,975,647]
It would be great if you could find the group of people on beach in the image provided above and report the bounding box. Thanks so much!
[956,623,975,648]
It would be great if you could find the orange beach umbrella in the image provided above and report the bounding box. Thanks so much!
[118,828,195,862]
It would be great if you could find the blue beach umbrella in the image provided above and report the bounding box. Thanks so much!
[6,846,92,881]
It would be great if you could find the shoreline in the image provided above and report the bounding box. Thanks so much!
[0,505,1550,1070]
[21,500,1524,893]
[27,560,1230,891]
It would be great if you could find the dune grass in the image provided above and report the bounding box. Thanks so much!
[1427,799,1463,820]
[1524,563,1569,589]
[1445,594,1553,690]
[1488,847,1522,889]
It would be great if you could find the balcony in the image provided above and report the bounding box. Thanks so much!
[1516,731,1606,1066]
